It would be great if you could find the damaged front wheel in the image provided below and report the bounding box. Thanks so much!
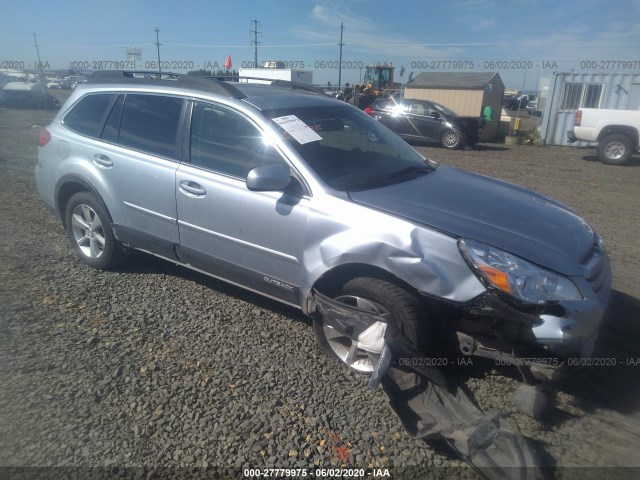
[313,277,428,374]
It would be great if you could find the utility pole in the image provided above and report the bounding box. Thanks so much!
[32,32,48,119]
[33,32,43,73]
[154,27,162,72]
[250,20,260,68]
[338,22,344,89]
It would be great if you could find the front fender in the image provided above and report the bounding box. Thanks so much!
[301,198,485,313]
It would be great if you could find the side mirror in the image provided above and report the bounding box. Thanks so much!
[246,164,292,192]
[429,111,440,119]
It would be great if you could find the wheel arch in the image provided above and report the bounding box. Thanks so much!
[55,175,113,230]
[310,262,428,310]
[597,126,639,147]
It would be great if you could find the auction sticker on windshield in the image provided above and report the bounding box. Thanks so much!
[272,115,322,144]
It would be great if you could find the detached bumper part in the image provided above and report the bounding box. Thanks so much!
[384,369,542,480]
[313,290,542,480]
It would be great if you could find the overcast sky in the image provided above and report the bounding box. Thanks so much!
[2,0,639,89]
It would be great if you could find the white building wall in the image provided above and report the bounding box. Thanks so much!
[541,72,640,146]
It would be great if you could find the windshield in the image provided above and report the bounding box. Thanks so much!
[263,104,436,190]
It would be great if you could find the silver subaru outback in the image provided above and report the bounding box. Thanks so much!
[36,71,611,378]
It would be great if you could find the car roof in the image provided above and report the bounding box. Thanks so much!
[85,70,341,111]
[236,82,341,111]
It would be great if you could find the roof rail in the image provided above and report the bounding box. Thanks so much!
[200,75,327,96]
[87,70,246,99]
[88,70,180,81]
[269,80,327,95]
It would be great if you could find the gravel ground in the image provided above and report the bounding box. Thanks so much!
[1,106,639,479]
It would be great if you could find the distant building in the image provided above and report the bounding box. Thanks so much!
[239,68,313,85]
[404,72,505,141]
[540,72,640,146]
[126,48,142,69]
[262,61,286,69]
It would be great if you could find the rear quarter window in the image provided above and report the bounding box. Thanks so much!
[63,94,114,137]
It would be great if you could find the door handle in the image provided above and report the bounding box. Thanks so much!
[93,154,113,168]
[179,180,206,197]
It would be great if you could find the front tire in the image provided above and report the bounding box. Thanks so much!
[597,134,633,165]
[314,277,428,374]
[441,129,462,149]
[65,192,122,270]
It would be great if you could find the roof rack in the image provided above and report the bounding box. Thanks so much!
[87,70,247,99]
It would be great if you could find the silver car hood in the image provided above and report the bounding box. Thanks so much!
[348,165,594,276]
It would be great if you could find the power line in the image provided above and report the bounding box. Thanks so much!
[250,20,260,68]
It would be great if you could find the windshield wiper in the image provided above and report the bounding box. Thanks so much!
[337,164,434,191]
[383,165,435,180]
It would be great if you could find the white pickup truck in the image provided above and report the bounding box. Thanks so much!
[568,108,640,165]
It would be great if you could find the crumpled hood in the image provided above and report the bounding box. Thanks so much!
[349,165,594,276]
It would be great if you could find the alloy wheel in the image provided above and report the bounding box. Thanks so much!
[71,204,105,259]
[322,295,388,373]
[442,131,460,148]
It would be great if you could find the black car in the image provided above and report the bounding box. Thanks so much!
[364,98,484,149]
[503,94,535,111]
[0,83,60,109]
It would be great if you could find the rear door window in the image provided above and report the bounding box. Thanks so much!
[63,94,114,137]
[118,94,184,159]
[100,94,124,143]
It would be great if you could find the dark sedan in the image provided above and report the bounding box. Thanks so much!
[364,98,484,149]
[0,83,60,109]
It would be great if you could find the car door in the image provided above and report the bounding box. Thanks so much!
[80,93,184,258]
[378,100,412,136]
[175,100,308,306]
[406,100,442,142]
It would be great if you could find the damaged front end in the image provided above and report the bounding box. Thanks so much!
[313,290,543,480]
[444,291,569,383]
[456,237,612,364]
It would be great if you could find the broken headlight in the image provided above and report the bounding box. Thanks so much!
[459,239,583,304]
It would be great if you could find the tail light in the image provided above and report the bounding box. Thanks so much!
[363,107,374,115]
[575,110,582,127]
[38,128,51,147]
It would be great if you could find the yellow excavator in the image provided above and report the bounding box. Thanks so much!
[338,65,402,109]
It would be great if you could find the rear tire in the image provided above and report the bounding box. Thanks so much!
[597,134,633,165]
[314,277,428,374]
[65,192,122,270]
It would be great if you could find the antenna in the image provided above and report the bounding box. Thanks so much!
[250,20,261,68]
[154,27,162,72]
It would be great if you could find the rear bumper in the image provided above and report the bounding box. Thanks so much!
[35,163,59,220]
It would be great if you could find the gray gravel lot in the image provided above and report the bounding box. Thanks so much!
[1,106,640,479]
